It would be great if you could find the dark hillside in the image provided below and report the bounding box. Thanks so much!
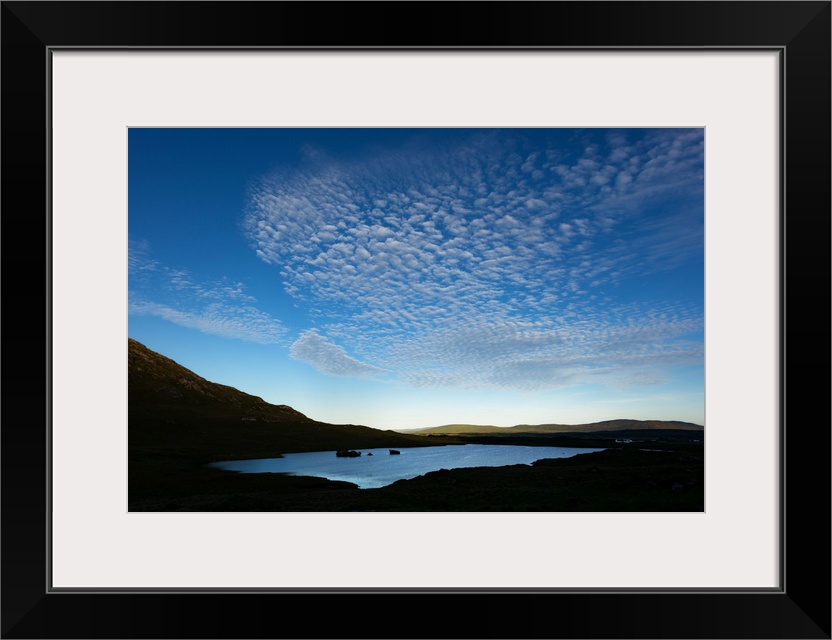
[128,338,453,507]
[129,337,438,458]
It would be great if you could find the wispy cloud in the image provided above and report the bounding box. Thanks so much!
[129,300,287,345]
[129,245,287,345]
[375,309,703,390]
[290,329,386,377]
[128,238,158,276]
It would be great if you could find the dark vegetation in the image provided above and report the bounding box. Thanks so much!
[129,338,704,512]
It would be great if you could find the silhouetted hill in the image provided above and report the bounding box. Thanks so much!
[129,337,314,423]
[128,338,443,463]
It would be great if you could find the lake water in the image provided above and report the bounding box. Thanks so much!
[207,444,605,489]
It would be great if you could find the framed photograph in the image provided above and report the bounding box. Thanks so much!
[126,124,707,515]
[4,2,829,638]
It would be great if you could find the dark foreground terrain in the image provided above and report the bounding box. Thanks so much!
[128,338,704,512]
[131,442,703,512]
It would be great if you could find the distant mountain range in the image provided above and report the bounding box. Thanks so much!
[399,419,703,436]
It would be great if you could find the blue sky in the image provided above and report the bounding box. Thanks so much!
[128,128,704,430]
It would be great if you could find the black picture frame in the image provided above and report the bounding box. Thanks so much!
[2,2,829,638]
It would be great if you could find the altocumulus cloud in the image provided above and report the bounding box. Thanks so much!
[290,329,386,377]
[245,129,704,390]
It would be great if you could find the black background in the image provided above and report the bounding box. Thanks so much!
[2,2,829,638]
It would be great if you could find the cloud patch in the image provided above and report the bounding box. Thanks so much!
[130,300,287,345]
[129,246,287,345]
[290,329,386,377]
[242,129,704,390]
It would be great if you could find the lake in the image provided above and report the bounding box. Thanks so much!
[207,444,605,489]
